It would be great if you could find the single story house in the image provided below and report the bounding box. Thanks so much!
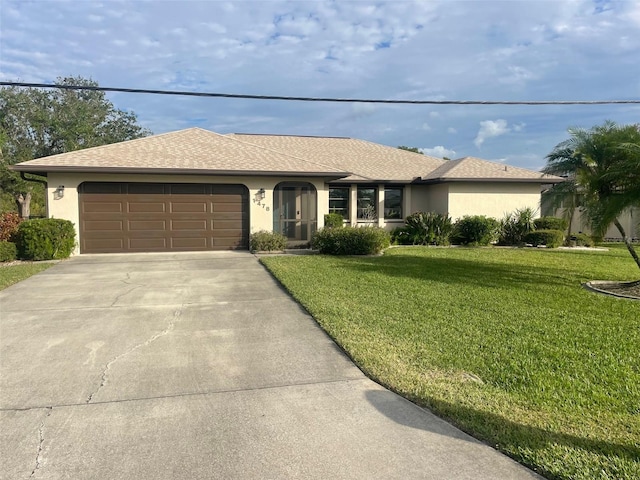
[12,128,563,254]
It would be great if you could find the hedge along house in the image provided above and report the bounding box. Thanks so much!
[12,127,563,254]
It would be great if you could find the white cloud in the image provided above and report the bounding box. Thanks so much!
[420,146,456,158]
[2,0,639,171]
[474,119,510,148]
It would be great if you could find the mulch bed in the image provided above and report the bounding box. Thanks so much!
[586,280,640,300]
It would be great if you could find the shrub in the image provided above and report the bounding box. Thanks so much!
[570,232,594,247]
[390,226,413,245]
[524,229,564,248]
[0,241,17,262]
[14,218,76,260]
[534,216,568,232]
[452,216,499,246]
[0,212,23,242]
[249,230,288,252]
[324,213,345,229]
[312,226,390,255]
[404,212,453,246]
[498,207,536,246]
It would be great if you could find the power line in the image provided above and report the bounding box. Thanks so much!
[1,81,639,105]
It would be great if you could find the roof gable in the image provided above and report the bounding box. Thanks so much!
[14,128,348,177]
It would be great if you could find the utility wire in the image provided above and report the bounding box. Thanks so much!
[1,81,639,105]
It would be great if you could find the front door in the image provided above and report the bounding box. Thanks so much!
[273,183,317,243]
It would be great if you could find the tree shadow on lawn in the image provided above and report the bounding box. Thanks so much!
[343,254,582,291]
[366,389,640,477]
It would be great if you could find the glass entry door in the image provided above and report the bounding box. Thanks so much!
[273,183,317,242]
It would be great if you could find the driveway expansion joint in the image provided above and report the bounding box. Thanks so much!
[1,377,368,412]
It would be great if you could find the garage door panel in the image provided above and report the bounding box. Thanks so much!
[79,182,248,253]
[83,202,124,213]
[128,202,166,213]
[213,203,244,213]
[84,220,124,232]
[213,237,245,247]
[172,220,208,231]
[84,238,125,251]
[128,238,167,250]
[170,237,209,249]
[128,220,167,231]
[171,202,208,213]
[213,220,244,229]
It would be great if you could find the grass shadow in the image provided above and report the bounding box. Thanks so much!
[340,253,581,291]
[366,389,640,479]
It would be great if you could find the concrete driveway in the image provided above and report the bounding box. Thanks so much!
[0,252,541,479]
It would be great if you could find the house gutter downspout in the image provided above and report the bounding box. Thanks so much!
[19,171,48,218]
[20,171,47,186]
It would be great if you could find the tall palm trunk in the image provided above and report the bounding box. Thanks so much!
[614,218,640,271]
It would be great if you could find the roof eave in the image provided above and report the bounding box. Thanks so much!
[418,176,566,184]
[10,164,350,179]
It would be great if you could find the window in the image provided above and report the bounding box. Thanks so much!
[384,187,403,219]
[357,187,377,220]
[329,187,349,219]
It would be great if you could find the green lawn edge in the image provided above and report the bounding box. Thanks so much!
[260,246,640,480]
[0,262,54,290]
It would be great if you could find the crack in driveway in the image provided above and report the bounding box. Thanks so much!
[30,407,52,478]
[85,307,182,404]
[110,285,143,307]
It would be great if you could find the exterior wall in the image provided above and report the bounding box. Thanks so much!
[446,182,541,221]
[410,184,449,216]
[46,172,327,254]
[554,206,639,241]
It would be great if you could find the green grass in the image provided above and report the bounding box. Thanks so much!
[0,262,53,290]
[261,246,640,480]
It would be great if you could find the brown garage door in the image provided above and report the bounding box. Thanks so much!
[79,182,248,253]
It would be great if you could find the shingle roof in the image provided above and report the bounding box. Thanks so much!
[13,128,349,177]
[230,133,446,182]
[421,156,561,183]
[13,127,563,184]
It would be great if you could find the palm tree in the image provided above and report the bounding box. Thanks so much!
[543,121,640,271]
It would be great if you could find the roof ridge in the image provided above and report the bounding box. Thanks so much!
[231,132,351,139]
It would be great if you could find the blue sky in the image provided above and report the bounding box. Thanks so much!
[1,0,639,171]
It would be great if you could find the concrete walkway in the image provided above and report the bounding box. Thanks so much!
[0,252,542,479]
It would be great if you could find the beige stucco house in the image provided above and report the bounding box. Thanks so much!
[12,128,561,254]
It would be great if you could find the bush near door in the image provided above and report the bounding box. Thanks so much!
[15,218,76,260]
[249,230,288,252]
[312,226,390,255]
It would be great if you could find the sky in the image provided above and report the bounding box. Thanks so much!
[1,0,639,171]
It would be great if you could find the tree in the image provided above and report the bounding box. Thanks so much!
[543,121,640,270]
[397,146,423,154]
[0,76,151,217]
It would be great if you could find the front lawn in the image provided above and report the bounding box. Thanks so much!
[0,262,54,290]
[261,246,640,480]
